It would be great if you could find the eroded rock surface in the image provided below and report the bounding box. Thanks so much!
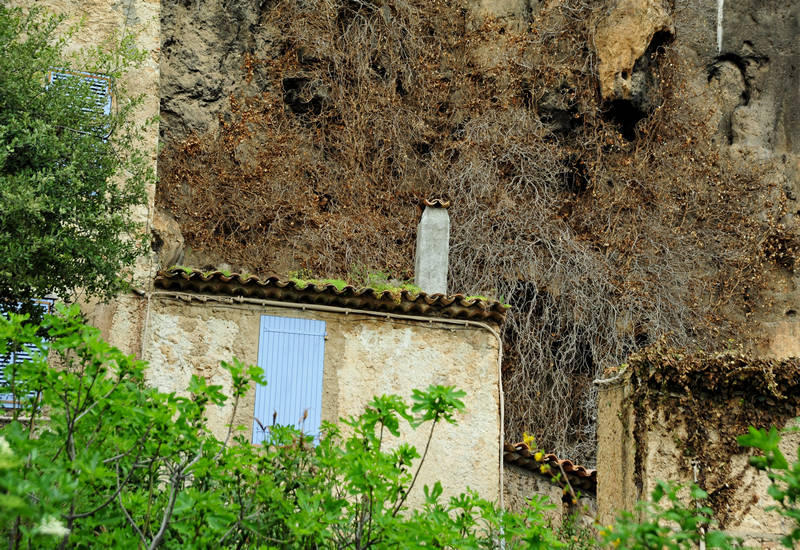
[160,0,281,140]
[594,0,673,101]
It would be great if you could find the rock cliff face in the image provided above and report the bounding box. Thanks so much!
[160,0,799,177]
[157,0,800,462]
[160,0,281,140]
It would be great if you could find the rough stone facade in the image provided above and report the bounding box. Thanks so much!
[141,293,502,505]
[503,464,596,530]
[598,369,800,547]
[27,0,161,265]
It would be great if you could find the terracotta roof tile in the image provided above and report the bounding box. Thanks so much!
[503,442,597,494]
[422,198,451,208]
[154,269,508,323]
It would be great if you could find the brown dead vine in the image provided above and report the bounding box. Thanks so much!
[157,0,784,464]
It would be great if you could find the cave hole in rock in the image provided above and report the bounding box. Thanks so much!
[282,77,324,115]
[603,29,674,142]
[413,141,432,156]
[520,80,533,109]
[560,154,589,195]
[395,77,408,96]
[151,231,164,253]
[604,99,647,141]
[708,53,751,105]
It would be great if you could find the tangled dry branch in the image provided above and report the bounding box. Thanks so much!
[157,0,785,464]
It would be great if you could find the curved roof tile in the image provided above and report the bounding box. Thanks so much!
[154,269,508,323]
[503,441,597,494]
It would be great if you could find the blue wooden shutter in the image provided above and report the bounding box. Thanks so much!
[49,71,112,116]
[1,299,52,409]
[0,345,37,409]
[252,315,327,444]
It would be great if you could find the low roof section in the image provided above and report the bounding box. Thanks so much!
[154,269,508,324]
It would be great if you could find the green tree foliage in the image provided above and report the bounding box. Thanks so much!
[0,6,150,314]
[0,306,562,549]
[599,481,740,549]
[739,426,800,548]
[3,307,800,548]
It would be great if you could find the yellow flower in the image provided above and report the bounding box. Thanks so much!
[539,464,550,474]
[522,432,536,448]
[533,451,543,462]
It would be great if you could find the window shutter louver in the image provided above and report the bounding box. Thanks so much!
[49,71,112,116]
[1,299,52,409]
[252,315,327,444]
[0,345,37,409]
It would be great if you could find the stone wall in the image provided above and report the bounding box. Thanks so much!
[503,464,596,530]
[26,0,161,263]
[141,293,502,505]
[598,366,800,548]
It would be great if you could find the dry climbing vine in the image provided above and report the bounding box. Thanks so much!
[157,0,787,464]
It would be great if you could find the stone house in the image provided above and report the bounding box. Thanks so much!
[134,268,507,505]
[597,351,800,548]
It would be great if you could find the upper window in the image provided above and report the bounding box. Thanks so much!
[48,70,112,115]
[47,70,113,138]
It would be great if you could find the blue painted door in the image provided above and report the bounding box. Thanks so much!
[252,315,327,444]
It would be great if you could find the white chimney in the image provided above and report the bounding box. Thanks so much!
[414,200,450,295]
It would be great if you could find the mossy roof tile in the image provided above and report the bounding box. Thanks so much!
[154,269,508,323]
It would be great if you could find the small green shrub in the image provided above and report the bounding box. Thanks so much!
[600,481,740,549]
[739,425,800,548]
[557,511,597,550]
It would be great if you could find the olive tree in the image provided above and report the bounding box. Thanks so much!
[0,5,151,315]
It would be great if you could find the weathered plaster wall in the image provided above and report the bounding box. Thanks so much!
[504,464,563,525]
[598,372,800,547]
[596,374,637,527]
[635,414,800,548]
[142,295,502,505]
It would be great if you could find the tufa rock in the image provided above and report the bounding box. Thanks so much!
[151,207,185,269]
[594,0,673,101]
